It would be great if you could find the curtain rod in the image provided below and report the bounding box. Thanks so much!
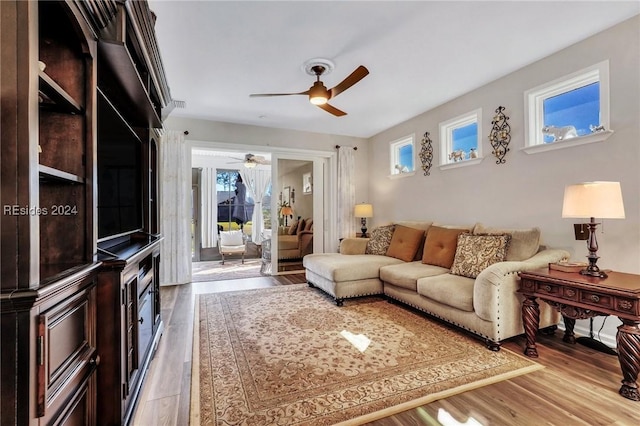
[335,145,357,150]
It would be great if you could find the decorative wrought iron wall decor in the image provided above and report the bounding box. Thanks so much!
[419,131,433,176]
[489,106,511,164]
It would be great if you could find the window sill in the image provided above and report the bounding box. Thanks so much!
[388,171,416,179]
[522,130,613,154]
[439,157,483,171]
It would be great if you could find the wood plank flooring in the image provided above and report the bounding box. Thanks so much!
[132,275,639,425]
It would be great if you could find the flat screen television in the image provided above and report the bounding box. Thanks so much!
[97,91,143,240]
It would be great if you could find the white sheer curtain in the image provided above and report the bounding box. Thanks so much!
[337,146,356,239]
[240,168,271,243]
[200,167,217,247]
[159,130,191,285]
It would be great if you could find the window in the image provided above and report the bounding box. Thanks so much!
[439,109,482,169]
[389,135,415,177]
[524,60,612,153]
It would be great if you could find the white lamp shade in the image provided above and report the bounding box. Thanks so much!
[354,203,373,218]
[562,181,625,219]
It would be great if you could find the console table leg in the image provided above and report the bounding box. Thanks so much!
[563,316,576,344]
[522,296,539,358]
[617,318,640,401]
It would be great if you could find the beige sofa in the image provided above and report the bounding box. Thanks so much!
[278,218,313,260]
[303,221,569,350]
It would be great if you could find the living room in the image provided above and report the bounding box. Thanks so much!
[2,1,639,425]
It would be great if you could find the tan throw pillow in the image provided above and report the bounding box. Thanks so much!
[288,221,298,235]
[365,225,395,255]
[474,223,540,261]
[422,226,469,268]
[451,234,511,278]
[385,225,425,262]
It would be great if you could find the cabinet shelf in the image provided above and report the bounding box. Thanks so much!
[39,71,83,114]
[39,165,84,184]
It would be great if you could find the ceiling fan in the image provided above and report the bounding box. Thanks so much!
[250,63,369,116]
[227,153,271,168]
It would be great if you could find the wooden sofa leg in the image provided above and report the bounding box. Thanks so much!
[335,298,344,307]
[307,281,315,288]
[221,253,225,265]
[486,340,501,351]
[540,325,558,336]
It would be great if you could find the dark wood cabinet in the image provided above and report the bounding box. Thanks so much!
[1,1,171,424]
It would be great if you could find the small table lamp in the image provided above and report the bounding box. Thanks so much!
[562,181,625,278]
[354,203,373,237]
[281,206,293,227]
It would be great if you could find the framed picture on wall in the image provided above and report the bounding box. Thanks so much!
[303,172,312,194]
[283,186,291,205]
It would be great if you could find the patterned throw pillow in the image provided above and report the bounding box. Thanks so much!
[365,225,395,255]
[450,234,512,278]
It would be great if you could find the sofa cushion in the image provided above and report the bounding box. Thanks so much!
[365,225,395,255]
[386,225,425,261]
[416,273,475,312]
[278,234,299,251]
[474,223,540,261]
[304,219,313,231]
[380,261,449,291]
[422,226,469,268]
[450,234,511,278]
[303,253,403,282]
[340,238,368,255]
[288,220,298,235]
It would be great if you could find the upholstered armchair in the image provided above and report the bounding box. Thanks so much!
[278,218,313,260]
[218,230,246,264]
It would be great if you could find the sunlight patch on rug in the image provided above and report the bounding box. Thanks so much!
[191,259,262,282]
[191,284,542,425]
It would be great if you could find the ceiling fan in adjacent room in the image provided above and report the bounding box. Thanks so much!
[227,153,271,168]
[250,59,369,116]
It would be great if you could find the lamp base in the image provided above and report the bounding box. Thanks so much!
[580,268,608,278]
[360,226,368,237]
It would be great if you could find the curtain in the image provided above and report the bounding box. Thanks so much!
[337,146,356,239]
[200,167,217,247]
[240,168,271,243]
[159,130,191,285]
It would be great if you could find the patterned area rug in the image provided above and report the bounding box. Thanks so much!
[191,285,542,425]
[191,259,263,282]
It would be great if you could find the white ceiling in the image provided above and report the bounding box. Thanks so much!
[150,1,639,138]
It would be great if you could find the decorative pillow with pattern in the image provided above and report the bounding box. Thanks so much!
[450,234,511,278]
[365,225,395,255]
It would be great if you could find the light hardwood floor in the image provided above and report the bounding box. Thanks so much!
[132,276,639,425]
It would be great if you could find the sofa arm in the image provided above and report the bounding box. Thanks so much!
[298,230,314,257]
[473,248,570,322]
[339,238,369,255]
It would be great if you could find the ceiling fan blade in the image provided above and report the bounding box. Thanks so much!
[329,65,369,98]
[317,103,346,117]
[249,90,309,97]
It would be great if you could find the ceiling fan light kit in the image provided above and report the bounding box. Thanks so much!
[249,58,369,116]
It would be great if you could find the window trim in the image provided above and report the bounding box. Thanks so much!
[388,134,416,178]
[523,60,613,154]
[439,108,483,170]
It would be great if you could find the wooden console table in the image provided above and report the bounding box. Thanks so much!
[519,268,640,401]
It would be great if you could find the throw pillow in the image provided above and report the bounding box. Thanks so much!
[422,226,469,268]
[304,219,313,231]
[385,225,425,262]
[296,219,306,234]
[365,225,395,255]
[473,223,540,261]
[450,234,511,278]
[288,221,298,235]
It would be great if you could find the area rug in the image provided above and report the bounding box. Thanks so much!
[191,285,542,425]
[191,259,263,282]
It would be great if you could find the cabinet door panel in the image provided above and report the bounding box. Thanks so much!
[37,284,96,417]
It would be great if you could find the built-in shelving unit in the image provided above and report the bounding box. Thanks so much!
[1,1,171,424]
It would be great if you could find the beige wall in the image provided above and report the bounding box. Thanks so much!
[366,16,639,345]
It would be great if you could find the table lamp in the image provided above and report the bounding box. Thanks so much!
[354,203,373,237]
[281,206,293,227]
[562,181,625,278]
